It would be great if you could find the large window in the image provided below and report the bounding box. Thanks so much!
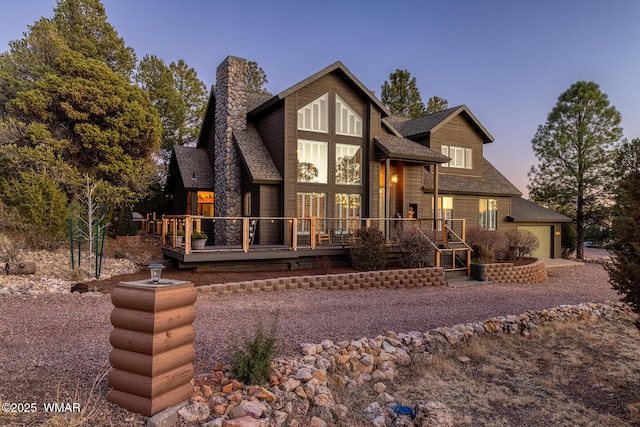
[197,191,214,216]
[479,198,497,230]
[297,192,326,232]
[335,143,361,185]
[441,145,472,169]
[297,93,328,133]
[335,95,362,137]
[297,139,328,183]
[335,193,361,233]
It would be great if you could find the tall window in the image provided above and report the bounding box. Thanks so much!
[335,95,362,137]
[335,193,361,233]
[297,93,328,133]
[297,192,326,232]
[335,144,361,185]
[441,145,472,169]
[433,196,453,231]
[479,198,497,230]
[197,191,214,216]
[297,139,328,183]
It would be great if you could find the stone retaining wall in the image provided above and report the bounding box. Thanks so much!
[196,267,446,296]
[163,302,635,427]
[483,259,547,284]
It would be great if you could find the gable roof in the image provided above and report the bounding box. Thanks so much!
[233,124,283,184]
[391,105,495,143]
[248,61,390,118]
[422,158,522,197]
[172,145,214,190]
[374,136,450,164]
[508,198,572,223]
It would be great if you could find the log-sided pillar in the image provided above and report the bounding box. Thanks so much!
[107,280,196,416]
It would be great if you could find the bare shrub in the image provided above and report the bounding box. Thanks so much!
[504,229,540,260]
[350,227,386,271]
[391,226,436,268]
[465,227,505,263]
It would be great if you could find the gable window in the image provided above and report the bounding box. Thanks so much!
[441,145,472,169]
[479,198,497,230]
[297,139,328,183]
[297,93,328,133]
[335,95,362,137]
[335,143,361,185]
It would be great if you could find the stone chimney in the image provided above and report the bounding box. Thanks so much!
[214,56,247,243]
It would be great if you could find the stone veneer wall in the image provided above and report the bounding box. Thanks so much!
[196,267,446,295]
[214,56,246,244]
[483,259,547,284]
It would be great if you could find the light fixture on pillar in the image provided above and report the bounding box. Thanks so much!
[391,174,398,184]
[148,264,166,283]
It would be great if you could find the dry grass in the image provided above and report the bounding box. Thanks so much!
[42,361,112,427]
[381,318,640,427]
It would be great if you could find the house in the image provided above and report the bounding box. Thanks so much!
[165,56,569,267]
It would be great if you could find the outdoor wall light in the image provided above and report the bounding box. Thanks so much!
[148,264,166,283]
[391,174,399,184]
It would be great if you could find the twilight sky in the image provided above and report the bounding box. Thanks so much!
[1,0,639,197]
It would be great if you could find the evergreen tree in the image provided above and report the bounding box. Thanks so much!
[52,0,136,76]
[528,81,622,259]
[169,59,207,146]
[606,138,640,315]
[246,61,270,94]
[7,50,161,205]
[381,69,426,118]
[426,96,449,114]
[136,55,183,157]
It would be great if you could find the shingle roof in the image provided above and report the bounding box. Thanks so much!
[233,124,282,184]
[391,105,494,143]
[173,145,214,190]
[508,198,572,223]
[245,91,273,112]
[248,61,390,118]
[422,158,522,196]
[375,136,450,164]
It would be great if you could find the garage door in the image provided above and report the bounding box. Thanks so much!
[518,225,552,259]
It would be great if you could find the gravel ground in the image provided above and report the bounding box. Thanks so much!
[0,262,621,426]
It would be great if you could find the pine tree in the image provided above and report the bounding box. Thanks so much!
[528,81,622,259]
[606,138,640,315]
[381,69,426,118]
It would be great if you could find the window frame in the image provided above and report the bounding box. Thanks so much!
[441,145,472,169]
[297,139,328,184]
[297,93,329,134]
[479,198,498,230]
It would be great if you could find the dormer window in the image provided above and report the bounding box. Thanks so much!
[335,95,362,137]
[297,93,328,133]
[441,145,472,169]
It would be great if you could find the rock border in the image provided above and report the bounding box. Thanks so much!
[154,301,635,427]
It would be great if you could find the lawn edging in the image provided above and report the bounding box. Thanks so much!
[169,301,635,426]
[196,267,446,295]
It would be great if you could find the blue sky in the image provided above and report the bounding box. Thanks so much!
[1,1,639,196]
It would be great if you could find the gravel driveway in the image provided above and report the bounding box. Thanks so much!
[0,262,621,425]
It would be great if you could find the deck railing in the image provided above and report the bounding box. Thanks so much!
[161,215,471,272]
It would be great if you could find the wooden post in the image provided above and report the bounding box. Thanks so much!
[292,219,298,251]
[310,217,317,250]
[433,163,439,232]
[184,216,191,255]
[242,218,249,253]
[108,280,196,417]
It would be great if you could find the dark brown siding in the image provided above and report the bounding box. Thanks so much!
[403,165,423,218]
[254,107,285,175]
[430,115,484,177]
